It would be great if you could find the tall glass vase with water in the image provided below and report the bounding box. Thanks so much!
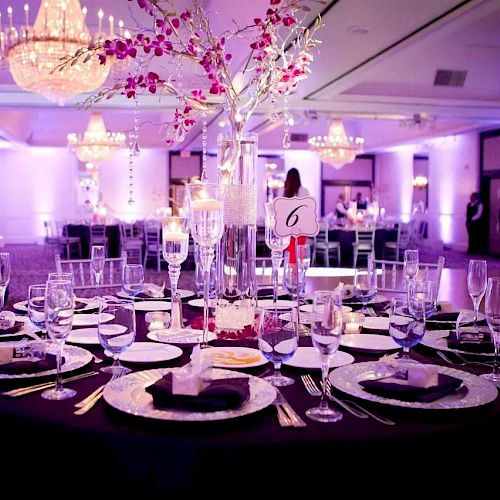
[0,253,11,312]
[481,277,500,387]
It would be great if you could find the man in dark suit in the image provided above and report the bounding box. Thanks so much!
[466,192,484,254]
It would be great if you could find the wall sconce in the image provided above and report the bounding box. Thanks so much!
[413,175,428,189]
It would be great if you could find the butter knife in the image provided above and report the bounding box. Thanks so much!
[275,388,307,428]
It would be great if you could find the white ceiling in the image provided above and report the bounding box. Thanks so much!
[1,0,500,153]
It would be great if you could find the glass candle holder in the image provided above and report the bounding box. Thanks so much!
[145,311,171,331]
[342,312,365,334]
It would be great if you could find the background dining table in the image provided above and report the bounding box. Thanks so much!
[0,267,497,497]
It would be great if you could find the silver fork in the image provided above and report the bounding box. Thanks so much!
[301,374,367,419]
[437,350,493,368]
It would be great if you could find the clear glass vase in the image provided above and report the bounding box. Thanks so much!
[217,132,258,301]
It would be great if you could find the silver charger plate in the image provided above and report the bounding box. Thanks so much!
[421,330,494,357]
[329,361,497,410]
[103,367,277,422]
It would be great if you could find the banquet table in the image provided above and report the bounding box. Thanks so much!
[0,268,498,497]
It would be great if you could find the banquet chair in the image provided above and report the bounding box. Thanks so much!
[52,220,82,259]
[384,221,413,261]
[372,256,446,298]
[119,223,143,265]
[352,228,375,268]
[54,252,127,290]
[144,223,162,272]
[90,224,108,255]
[312,226,341,267]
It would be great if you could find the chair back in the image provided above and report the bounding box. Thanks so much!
[90,225,106,238]
[145,224,161,250]
[355,229,375,248]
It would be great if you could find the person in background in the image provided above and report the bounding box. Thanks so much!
[336,193,348,219]
[466,192,484,254]
[283,168,309,262]
[355,192,368,210]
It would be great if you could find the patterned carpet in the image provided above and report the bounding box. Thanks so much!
[2,243,499,308]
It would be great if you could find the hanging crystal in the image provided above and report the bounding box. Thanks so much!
[127,131,135,205]
[132,96,141,156]
[282,94,291,149]
[201,112,208,182]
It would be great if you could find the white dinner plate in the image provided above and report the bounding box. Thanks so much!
[0,344,92,380]
[420,330,494,357]
[103,367,277,422]
[283,347,354,370]
[105,342,183,363]
[329,361,498,410]
[72,312,114,327]
[74,297,100,313]
[250,299,296,308]
[362,316,390,330]
[340,333,400,352]
[133,301,172,312]
[201,346,268,369]
[300,304,352,314]
[147,328,217,345]
[116,289,195,300]
[343,294,389,306]
[67,327,100,345]
[305,285,355,302]
[187,298,223,308]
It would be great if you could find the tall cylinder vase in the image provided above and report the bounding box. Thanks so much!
[217,132,258,300]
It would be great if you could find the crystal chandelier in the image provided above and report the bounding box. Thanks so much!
[308,119,365,169]
[1,1,118,105]
[68,113,125,163]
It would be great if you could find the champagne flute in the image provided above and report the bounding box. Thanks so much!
[283,251,309,336]
[42,279,75,400]
[306,290,343,423]
[404,249,419,289]
[98,299,136,375]
[481,277,500,387]
[256,306,298,386]
[90,245,105,286]
[467,259,487,332]
[264,202,290,305]
[162,216,189,330]
[122,264,144,297]
[353,267,377,314]
[28,284,47,338]
[0,252,11,311]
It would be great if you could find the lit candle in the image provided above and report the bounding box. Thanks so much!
[118,19,124,37]
[149,320,165,331]
[108,15,114,37]
[97,9,104,35]
[44,2,48,30]
[24,3,29,28]
[343,312,364,334]
[164,231,189,242]
[344,322,360,334]
[82,6,87,23]
[7,6,13,31]
[145,311,170,331]
[192,199,223,211]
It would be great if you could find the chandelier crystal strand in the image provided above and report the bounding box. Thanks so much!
[282,95,291,150]
[128,131,135,206]
[2,0,114,105]
[133,96,141,156]
[201,112,208,182]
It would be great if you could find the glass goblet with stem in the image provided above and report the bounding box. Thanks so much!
[283,251,309,336]
[28,284,47,339]
[162,216,190,331]
[42,279,75,400]
[187,183,225,348]
[481,277,500,387]
[122,264,144,298]
[264,202,290,306]
[0,252,11,311]
[306,290,344,423]
[256,306,299,386]
[467,259,487,332]
[98,299,136,375]
[90,245,105,286]
[353,267,377,314]
[404,249,419,290]
[407,279,436,319]
[389,297,425,364]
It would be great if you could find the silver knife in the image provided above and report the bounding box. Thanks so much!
[275,388,307,428]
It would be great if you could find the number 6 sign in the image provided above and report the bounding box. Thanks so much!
[272,196,320,237]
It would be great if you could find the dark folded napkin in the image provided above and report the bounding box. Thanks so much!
[74,300,89,311]
[360,373,463,403]
[0,353,59,375]
[0,321,24,336]
[428,312,459,322]
[135,290,169,299]
[257,288,274,298]
[146,372,250,412]
[447,330,493,354]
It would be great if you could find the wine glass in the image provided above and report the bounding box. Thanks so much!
[256,306,298,386]
[283,251,309,336]
[0,252,11,311]
[467,259,487,332]
[162,216,190,330]
[482,277,500,387]
[90,245,105,286]
[42,279,75,400]
[306,290,343,423]
[98,299,136,375]
[264,202,290,305]
[297,242,311,293]
[407,280,436,319]
[122,264,144,297]
[404,249,419,289]
[28,284,47,338]
[353,267,377,314]
[389,298,425,364]
[186,183,225,348]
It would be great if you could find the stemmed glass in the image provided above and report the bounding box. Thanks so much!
[98,299,136,375]
[467,259,487,331]
[91,245,105,286]
[306,290,344,423]
[353,267,377,314]
[122,264,144,297]
[283,251,309,336]
[28,284,47,338]
[404,249,419,289]
[482,277,500,387]
[407,280,436,319]
[162,216,190,330]
[0,252,11,311]
[187,183,225,348]
[42,279,75,400]
[389,298,425,364]
[264,202,290,305]
[256,306,299,386]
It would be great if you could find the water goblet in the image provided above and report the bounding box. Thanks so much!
[90,245,105,286]
[28,284,47,338]
[481,277,500,387]
[389,298,425,364]
[305,290,343,423]
[264,202,290,305]
[122,264,144,297]
[162,216,190,330]
[0,252,11,311]
[353,267,377,314]
[98,299,136,375]
[467,259,487,332]
[404,249,419,289]
[256,306,298,386]
[41,279,75,400]
[407,279,436,319]
[187,182,225,348]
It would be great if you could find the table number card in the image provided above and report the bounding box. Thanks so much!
[272,196,320,238]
